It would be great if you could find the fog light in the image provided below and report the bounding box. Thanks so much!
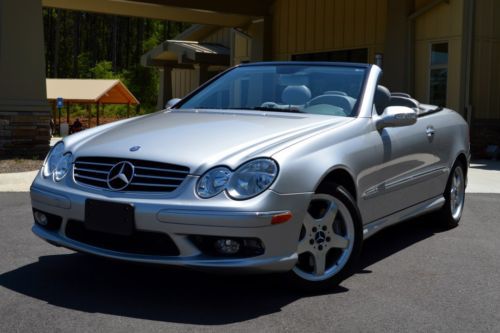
[214,239,241,255]
[34,211,48,226]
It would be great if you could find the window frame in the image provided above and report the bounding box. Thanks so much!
[427,41,449,107]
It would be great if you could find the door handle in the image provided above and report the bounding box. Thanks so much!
[426,126,435,137]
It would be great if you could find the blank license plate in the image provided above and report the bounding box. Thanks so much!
[85,199,134,236]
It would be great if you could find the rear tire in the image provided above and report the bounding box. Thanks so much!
[287,182,363,291]
[436,162,466,229]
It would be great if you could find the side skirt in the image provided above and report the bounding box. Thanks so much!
[362,195,445,240]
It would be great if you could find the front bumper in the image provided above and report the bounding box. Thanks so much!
[30,173,312,273]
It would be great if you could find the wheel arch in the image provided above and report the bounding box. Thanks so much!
[316,167,357,201]
[454,152,469,185]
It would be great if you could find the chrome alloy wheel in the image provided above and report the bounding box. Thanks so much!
[450,166,465,220]
[293,193,355,282]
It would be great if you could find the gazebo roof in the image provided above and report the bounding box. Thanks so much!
[46,79,139,104]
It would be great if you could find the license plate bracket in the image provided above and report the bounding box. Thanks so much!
[85,199,134,236]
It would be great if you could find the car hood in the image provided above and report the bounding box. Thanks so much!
[66,109,351,174]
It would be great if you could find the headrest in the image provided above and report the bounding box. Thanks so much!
[391,92,411,98]
[389,96,419,109]
[308,94,355,115]
[374,85,391,113]
[324,91,348,96]
[281,85,312,105]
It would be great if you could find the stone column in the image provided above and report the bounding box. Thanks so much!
[0,0,50,157]
[195,64,211,86]
[156,66,173,110]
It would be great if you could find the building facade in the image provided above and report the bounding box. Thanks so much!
[0,0,498,156]
[147,0,499,154]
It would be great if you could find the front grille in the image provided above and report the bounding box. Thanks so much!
[73,157,190,192]
[65,220,180,256]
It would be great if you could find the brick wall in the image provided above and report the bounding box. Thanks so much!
[0,111,51,158]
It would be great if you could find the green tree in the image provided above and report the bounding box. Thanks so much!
[43,9,190,111]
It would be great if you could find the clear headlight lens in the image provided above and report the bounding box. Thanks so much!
[226,159,278,200]
[54,153,73,181]
[196,167,232,198]
[42,142,64,178]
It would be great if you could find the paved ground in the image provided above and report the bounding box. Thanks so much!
[0,191,499,332]
[1,153,499,332]
[467,160,500,193]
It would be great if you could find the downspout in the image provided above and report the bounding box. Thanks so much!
[461,0,475,124]
[407,0,449,96]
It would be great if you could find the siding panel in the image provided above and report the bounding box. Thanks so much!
[272,0,387,62]
[296,0,307,52]
[305,0,316,51]
[343,0,355,48]
[354,0,366,46]
[315,0,325,51]
[288,0,298,54]
[333,0,345,49]
[471,0,500,119]
[324,0,335,49]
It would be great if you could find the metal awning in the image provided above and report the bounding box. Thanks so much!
[141,40,230,68]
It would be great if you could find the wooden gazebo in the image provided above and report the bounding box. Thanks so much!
[46,79,140,129]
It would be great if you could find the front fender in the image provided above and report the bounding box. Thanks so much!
[270,118,372,196]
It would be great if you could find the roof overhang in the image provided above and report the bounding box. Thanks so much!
[41,0,274,27]
[141,40,230,68]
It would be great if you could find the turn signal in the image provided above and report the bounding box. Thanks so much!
[271,212,292,225]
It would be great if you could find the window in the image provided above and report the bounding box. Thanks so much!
[292,48,368,63]
[429,43,448,107]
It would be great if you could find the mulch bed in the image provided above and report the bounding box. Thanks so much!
[0,159,44,174]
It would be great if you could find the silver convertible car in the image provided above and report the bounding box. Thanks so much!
[31,62,469,290]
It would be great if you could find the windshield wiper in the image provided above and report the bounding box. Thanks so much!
[251,106,304,113]
[187,106,304,113]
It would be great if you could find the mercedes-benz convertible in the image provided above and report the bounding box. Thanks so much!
[31,62,469,289]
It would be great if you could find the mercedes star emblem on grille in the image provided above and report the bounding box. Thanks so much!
[107,161,135,191]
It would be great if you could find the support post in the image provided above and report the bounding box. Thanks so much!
[87,104,91,128]
[96,102,100,125]
[52,101,57,123]
[66,102,70,124]
[157,66,173,110]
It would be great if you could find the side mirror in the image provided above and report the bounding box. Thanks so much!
[376,106,417,130]
[165,98,181,109]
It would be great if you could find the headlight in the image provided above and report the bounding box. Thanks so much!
[42,142,64,178]
[226,158,278,200]
[54,153,73,181]
[196,167,232,198]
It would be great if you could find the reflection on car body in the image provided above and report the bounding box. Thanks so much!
[31,62,469,290]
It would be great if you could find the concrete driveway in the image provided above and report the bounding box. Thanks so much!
[0,160,499,332]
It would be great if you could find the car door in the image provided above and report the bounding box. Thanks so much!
[357,109,446,224]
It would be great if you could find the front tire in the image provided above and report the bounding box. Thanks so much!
[288,182,363,291]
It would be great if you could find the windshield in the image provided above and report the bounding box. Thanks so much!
[176,64,368,117]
